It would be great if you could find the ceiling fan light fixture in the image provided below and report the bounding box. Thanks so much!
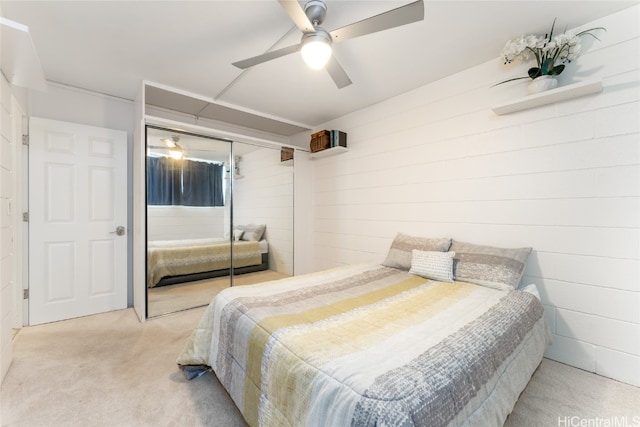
[169,148,183,160]
[301,30,332,70]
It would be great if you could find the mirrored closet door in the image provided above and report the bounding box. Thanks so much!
[145,127,295,318]
[146,126,232,317]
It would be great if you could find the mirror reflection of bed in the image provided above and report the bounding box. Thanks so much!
[146,127,294,318]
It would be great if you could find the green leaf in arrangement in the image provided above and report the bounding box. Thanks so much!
[541,59,552,75]
[528,67,542,79]
[550,64,565,76]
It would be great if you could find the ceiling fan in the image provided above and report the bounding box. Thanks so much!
[232,0,425,89]
[148,135,184,160]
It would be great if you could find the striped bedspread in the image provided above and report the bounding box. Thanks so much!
[177,263,548,426]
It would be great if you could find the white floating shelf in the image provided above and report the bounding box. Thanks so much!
[492,79,603,115]
[309,146,348,159]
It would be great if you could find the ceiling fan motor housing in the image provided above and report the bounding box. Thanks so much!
[304,0,327,26]
[301,28,332,46]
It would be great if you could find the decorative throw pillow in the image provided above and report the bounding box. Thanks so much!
[238,224,266,241]
[382,233,452,271]
[409,250,456,282]
[233,229,244,242]
[450,241,532,290]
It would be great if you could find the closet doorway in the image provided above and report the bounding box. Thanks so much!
[145,126,293,317]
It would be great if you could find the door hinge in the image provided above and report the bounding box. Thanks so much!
[22,212,29,222]
[22,134,29,146]
[23,289,29,299]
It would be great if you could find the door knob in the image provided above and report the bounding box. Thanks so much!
[110,226,126,236]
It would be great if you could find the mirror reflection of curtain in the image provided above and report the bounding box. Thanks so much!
[182,160,224,207]
[147,156,224,206]
[147,156,181,205]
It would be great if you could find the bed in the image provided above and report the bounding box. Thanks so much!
[147,237,269,288]
[177,234,550,426]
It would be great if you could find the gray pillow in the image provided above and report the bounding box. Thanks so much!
[238,224,266,241]
[382,233,452,271]
[450,240,532,290]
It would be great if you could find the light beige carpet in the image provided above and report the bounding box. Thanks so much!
[1,307,245,427]
[2,306,639,427]
[504,358,640,427]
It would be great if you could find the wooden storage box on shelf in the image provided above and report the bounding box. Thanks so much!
[280,147,294,162]
[310,130,331,153]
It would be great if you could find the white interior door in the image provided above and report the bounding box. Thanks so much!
[28,117,127,325]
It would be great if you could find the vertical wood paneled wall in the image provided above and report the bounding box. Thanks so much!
[146,206,225,241]
[234,147,294,275]
[296,7,640,386]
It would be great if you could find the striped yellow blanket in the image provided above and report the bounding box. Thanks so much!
[177,264,548,426]
[147,238,262,287]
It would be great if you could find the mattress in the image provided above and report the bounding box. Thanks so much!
[177,263,549,426]
[147,238,264,287]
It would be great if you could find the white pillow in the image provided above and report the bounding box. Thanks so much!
[233,229,244,241]
[238,224,266,241]
[409,250,456,282]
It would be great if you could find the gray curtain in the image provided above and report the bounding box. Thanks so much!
[147,157,223,206]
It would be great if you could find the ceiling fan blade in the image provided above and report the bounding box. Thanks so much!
[232,43,302,69]
[330,0,424,43]
[278,0,315,33]
[325,56,352,89]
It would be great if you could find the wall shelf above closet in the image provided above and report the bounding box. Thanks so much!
[492,79,603,115]
[310,146,349,159]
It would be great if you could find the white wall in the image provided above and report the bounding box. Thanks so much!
[234,147,294,275]
[147,206,225,240]
[292,7,640,386]
[293,150,314,275]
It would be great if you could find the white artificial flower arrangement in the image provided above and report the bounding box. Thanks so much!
[496,19,605,85]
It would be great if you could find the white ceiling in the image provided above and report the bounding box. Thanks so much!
[2,1,636,135]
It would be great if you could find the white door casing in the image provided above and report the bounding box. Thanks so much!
[28,117,127,325]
